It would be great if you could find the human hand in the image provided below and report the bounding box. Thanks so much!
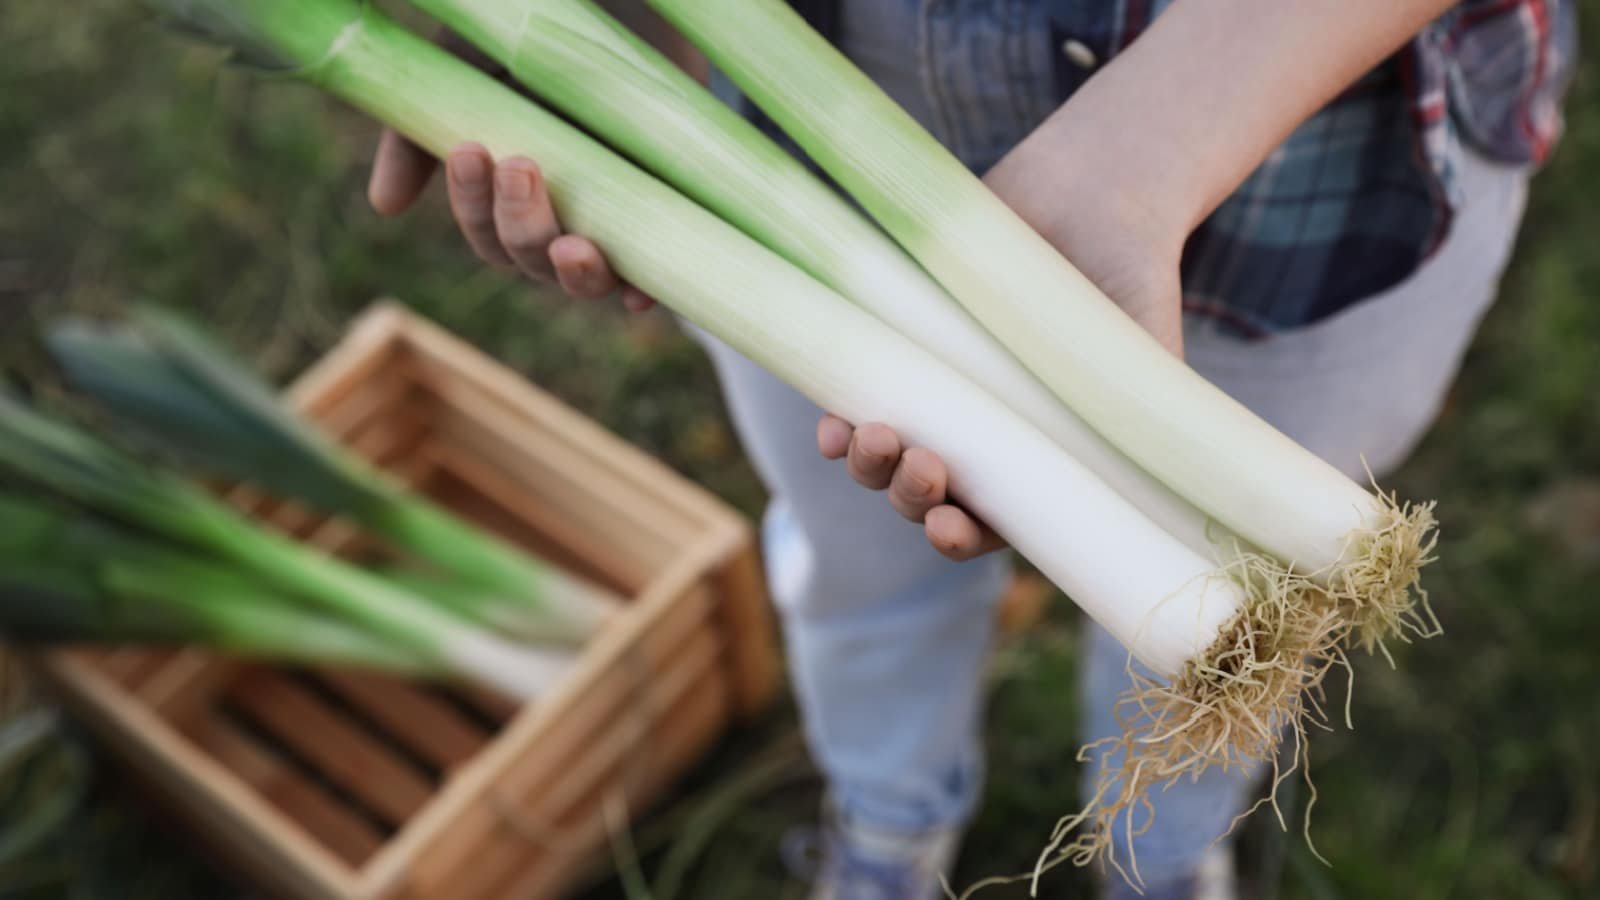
[370,137,655,311]
[817,114,1189,561]
[365,33,655,317]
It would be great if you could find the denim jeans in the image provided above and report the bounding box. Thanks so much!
[698,0,1530,885]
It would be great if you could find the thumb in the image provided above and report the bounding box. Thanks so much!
[368,129,438,216]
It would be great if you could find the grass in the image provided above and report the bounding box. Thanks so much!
[2,1,1598,897]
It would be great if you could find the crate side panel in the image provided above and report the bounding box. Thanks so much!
[32,657,362,899]
[478,666,733,900]
[391,584,716,897]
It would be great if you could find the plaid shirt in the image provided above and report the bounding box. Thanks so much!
[773,0,1577,335]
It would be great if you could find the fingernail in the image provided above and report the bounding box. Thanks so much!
[452,151,487,185]
[497,168,531,202]
[860,428,895,459]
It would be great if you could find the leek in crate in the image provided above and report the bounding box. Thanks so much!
[0,496,434,675]
[0,393,570,698]
[395,0,1212,553]
[49,306,612,645]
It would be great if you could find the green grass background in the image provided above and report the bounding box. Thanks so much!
[1,2,1597,897]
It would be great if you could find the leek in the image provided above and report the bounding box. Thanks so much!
[397,0,1216,556]
[0,393,570,698]
[48,307,611,644]
[0,496,435,674]
[646,0,1438,650]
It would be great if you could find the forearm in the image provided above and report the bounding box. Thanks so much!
[1014,0,1454,236]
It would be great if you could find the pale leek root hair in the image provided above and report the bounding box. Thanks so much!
[951,495,1439,897]
[948,556,1344,898]
[1325,489,1442,655]
[1044,560,1344,892]
[1058,493,1440,892]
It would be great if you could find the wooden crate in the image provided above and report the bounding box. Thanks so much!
[28,303,779,900]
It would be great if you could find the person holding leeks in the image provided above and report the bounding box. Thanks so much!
[366,1,1574,897]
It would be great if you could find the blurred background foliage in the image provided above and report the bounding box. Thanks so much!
[1,1,1597,898]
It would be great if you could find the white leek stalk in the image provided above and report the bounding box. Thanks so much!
[646,0,1438,648]
[399,0,1217,555]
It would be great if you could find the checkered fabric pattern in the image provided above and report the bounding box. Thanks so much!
[773,0,1576,335]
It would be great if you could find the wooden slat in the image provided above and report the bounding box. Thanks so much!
[287,306,408,416]
[184,711,387,866]
[422,438,616,569]
[139,651,238,721]
[315,670,489,773]
[504,628,721,806]
[708,527,780,718]
[417,457,630,598]
[414,444,628,618]
[300,517,370,559]
[316,371,426,444]
[228,671,435,828]
[214,468,324,540]
[423,407,676,583]
[444,682,522,728]
[342,406,432,469]
[95,648,176,689]
[261,498,327,543]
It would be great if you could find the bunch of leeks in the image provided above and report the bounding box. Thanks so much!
[0,495,433,675]
[645,0,1438,649]
[47,306,612,644]
[0,364,585,699]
